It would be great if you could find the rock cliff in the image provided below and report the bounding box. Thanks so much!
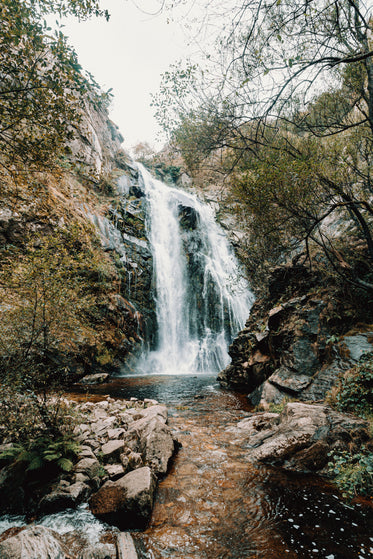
[0,95,156,377]
[218,264,373,408]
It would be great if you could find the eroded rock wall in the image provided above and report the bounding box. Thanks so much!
[218,265,373,407]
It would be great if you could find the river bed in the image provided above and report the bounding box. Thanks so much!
[71,374,373,559]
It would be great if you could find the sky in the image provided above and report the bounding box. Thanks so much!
[60,0,192,152]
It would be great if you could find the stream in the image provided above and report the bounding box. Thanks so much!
[71,374,373,559]
[0,166,372,556]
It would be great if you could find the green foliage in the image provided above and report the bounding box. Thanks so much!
[326,335,340,345]
[0,0,109,173]
[335,353,373,418]
[24,0,109,20]
[0,435,81,474]
[267,399,291,414]
[328,448,373,499]
[0,221,122,438]
[0,232,97,389]
[151,60,198,138]
[155,0,373,295]
[326,353,373,498]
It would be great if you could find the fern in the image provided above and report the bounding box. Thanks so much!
[57,457,74,472]
[0,444,24,461]
[27,454,44,471]
[0,436,80,474]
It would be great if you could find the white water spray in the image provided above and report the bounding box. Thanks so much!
[137,164,253,374]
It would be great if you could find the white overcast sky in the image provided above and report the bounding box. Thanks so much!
[60,0,193,151]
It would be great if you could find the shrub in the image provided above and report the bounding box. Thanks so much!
[267,396,294,414]
[335,352,373,417]
[327,352,373,498]
[0,387,81,444]
[328,448,373,499]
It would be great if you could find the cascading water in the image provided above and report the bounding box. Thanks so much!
[137,164,253,374]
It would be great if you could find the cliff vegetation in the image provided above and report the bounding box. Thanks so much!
[0,0,147,450]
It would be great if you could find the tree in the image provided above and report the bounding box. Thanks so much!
[0,0,109,174]
[132,141,156,164]
[153,0,373,291]
[0,216,124,435]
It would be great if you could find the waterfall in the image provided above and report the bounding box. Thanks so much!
[137,164,253,374]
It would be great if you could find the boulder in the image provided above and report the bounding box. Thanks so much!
[107,428,126,440]
[233,403,370,473]
[38,481,92,514]
[0,525,70,559]
[249,403,329,464]
[129,405,168,428]
[249,381,285,408]
[74,458,102,479]
[79,543,116,559]
[104,464,125,480]
[78,446,97,460]
[121,430,140,453]
[79,373,110,385]
[89,466,156,529]
[124,404,176,474]
[268,366,313,393]
[101,440,125,463]
[138,418,177,475]
[235,413,280,435]
[90,417,117,438]
[116,533,138,559]
[84,439,101,451]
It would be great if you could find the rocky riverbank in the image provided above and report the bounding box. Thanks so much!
[0,395,179,557]
[229,402,372,474]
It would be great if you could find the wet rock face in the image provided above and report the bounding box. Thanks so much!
[231,402,371,474]
[178,204,198,230]
[100,168,157,350]
[218,293,325,396]
[80,373,110,385]
[218,265,373,406]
